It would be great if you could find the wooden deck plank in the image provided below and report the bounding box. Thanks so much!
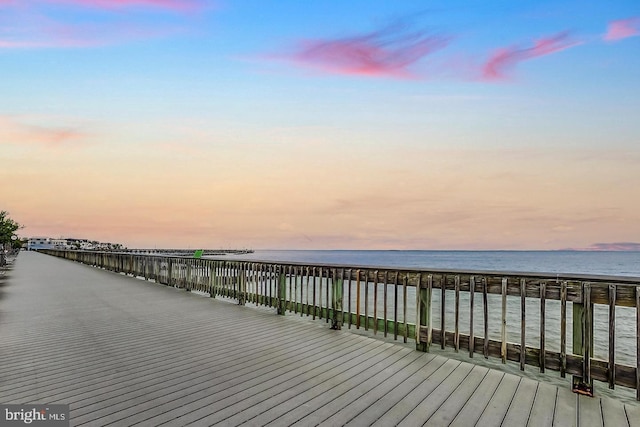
[201,349,421,426]
[553,387,577,427]
[601,396,631,427]
[474,372,522,426]
[279,351,448,427]
[320,354,440,426]
[502,377,539,426]
[71,333,381,425]
[527,382,558,427]
[396,362,476,426]
[417,365,490,426]
[578,394,604,427]
[625,403,640,427]
[448,368,504,427]
[222,350,430,426]
[341,356,450,427]
[137,342,407,426]
[369,358,462,426]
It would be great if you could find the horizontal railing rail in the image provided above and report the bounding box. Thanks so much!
[39,249,640,400]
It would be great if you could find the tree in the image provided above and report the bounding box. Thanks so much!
[1,211,22,266]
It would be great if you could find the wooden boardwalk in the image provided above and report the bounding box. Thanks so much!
[1,252,638,426]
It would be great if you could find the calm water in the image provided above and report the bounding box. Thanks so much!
[217,250,640,277]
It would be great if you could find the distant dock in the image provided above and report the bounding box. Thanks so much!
[125,248,254,257]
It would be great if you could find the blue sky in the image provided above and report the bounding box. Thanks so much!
[1,0,639,249]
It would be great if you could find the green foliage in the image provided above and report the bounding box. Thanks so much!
[0,210,22,245]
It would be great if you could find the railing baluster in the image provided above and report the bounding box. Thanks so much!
[312,267,317,320]
[355,269,360,329]
[427,274,433,349]
[403,274,408,344]
[441,275,446,350]
[394,271,399,341]
[584,282,592,388]
[373,270,379,335]
[483,277,489,359]
[347,269,352,327]
[305,266,311,316]
[540,281,546,373]
[364,269,370,331]
[609,283,616,389]
[560,280,567,377]
[501,278,507,364]
[520,278,526,371]
[455,275,460,352]
[324,266,329,322]
[469,276,475,358]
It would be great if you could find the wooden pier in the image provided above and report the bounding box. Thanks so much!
[1,251,639,426]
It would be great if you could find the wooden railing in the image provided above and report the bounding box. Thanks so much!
[40,249,640,400]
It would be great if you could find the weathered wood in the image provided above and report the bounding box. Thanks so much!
[483,277,489,359]
[415,273,422,345]
[442,275,446,350]
[373,270,379,335]
[501,277,507,364]
[469,276,475,358]
[521,278,526,371]
[394,271,399,340]
[331,269,343,330]
[540,281,546,373]
[355,269,360,328]
[277,266,286,315]
[403,274,408,344]
[325,266,330,324]
[609,283,616,389]
[637,286,640,401]
[455,275,460,352]
[561,280,567,377]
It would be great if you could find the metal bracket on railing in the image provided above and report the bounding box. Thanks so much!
[572,377,594,397]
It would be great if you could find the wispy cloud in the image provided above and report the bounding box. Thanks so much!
[582,242,640,251]
[278,22,451,79]
[47,0,203,12]
[604,17,640,41]
[481,31,579,81]
[0,0,208,49]
[0,115,88,148]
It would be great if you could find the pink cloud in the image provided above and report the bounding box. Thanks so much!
[0,115,88,148]
[482,31,579,81]
[0,0,207,49]
[47,0,203,12]
[604,17,640,41]
[282,24,451,79]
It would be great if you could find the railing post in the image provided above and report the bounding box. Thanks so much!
[572,281,594,396]
[331,268,343,330]
[238,263,246,306]
[277,266,286,315]
[185,260,192,291]
[416,273,432,352]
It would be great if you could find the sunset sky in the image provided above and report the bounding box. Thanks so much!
[1,0,639,250]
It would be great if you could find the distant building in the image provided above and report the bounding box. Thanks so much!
[27,237,55,250]
[27,237,125,251]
